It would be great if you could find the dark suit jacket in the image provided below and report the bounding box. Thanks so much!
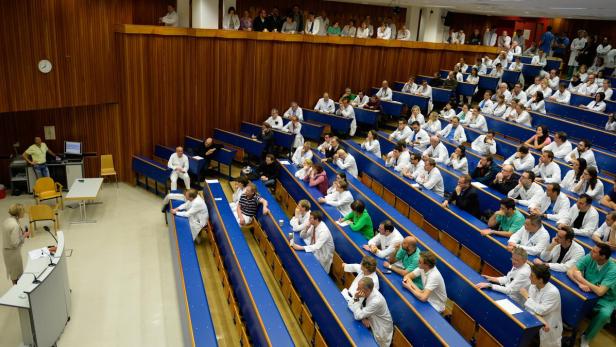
[490,173,520,195]
[448,186,480,217]
[471,162,498,185]
[324,145,340,161]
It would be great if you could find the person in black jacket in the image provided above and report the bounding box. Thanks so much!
[490,164,519,194]
[252,9,268,32]
[471,155,499,185]
[258,154,279,189]
[442,174,481,217]
[266,8,284,32]
[198,137,222,180]
[321,136,340,162]
[253,122,275,158]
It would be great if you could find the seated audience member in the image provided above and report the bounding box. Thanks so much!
[415,80,433,100]
[510,83,527,104]
[343,256,380,295]
[440,101,456,120]
[385,142,410,172]
[171,189,209,242]
[327,172,347,195]
[581,92,607,112]
[339,87,355,102]
[530,183,570,221]
[471,130,497,155]
[168,146,190,191]
[532,150,561,183]
[258,154,280,189]
[265,108,284,129]
[526,91,546,114]
[336,98,357,136]
[292,142,313,166]
[571,167,604,202]
[483,198,526,237]
[561,157,587,191]
[320,136,340,162]
[314,92,336,113]
[356,21,370,38]
[327,21,342,36]
[415,158,444,196]
[536,228,585,272]
[439,116,467,145]
[280,16,297,33]
[402,76,418,94]
[567,74,582,93]
[334,149,358,178]
[422,136,448,164]
[558,194,599,237]
[466,106,488,132]
[228,176,249,212]
[490,95,508,118]
[567,244,616,347]
[397,25,411,40]
[592,212,616,250]
[352,91,369,108]
[254,122,275,156]
[520,264,563,347]
[402,251,448,313]
[198,138,223,179]
[526,76,542,97]
[317,133,332,153]
[508,171,544,206]
[304,13,320,35]
[509,56,523,72]
[376,22,392,40]
[538,79,553,98]
[234,183,270,225]
[511,102,533,127]
[507,215,550,256]
[472,155,499,185]
[445,145,469,174]
[606,113,616,132]
[442,71,458,91]
[578,74,598,96]
[341,20,357,37]
[364,220,404,259]
[547,69,560,89]
[290,199,312,233]
[389,119,412,142]
[346,277,394,347]
[384,236,422,284]
[478,91,494,114]
[340,200,374,239]
[543,131,572,159]
[524,125,551,150]
[306,163,328,195]
[361,130,381,158]
[596,79,613,100]
[319,180,353,215]
[442,174,480,217]
[294,211,335,273]
[283,101,303,120]
[408,105,425,125]
[375,80,393,101]
[422,112,442,135]
[503,145,535,172]
[475,247,531,305]
[364,95,381,110]
[295,159,312,180]
[566,139,597,171]
[401,153,424,180]
[283,115,304,149]
[490,164,519,194]
[600,184,616,211]
[549,83,571,104]
[407,121,430,151]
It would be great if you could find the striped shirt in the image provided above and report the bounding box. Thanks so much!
[239,193,261,217]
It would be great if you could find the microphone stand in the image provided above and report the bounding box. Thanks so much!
[43,226,57,267]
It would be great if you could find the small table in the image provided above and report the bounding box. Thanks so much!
[65,178,104,224]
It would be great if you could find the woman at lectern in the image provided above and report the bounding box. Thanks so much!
[2,204,30,284]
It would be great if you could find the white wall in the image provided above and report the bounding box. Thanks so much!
[405,7,421,41]
[192,0,221,29]
[177,0,190,28]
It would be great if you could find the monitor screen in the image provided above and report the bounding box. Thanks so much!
[65,141,82,155]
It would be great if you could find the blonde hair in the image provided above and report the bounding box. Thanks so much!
[8,204,25,218]
[298,199,311,210]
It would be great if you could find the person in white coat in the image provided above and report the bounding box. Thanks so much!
[567,30,587,76]
[347,277,394,347]
[375,80,393,101]
[476,247,531,305]
[478,91,494,114]
[407,121,430,151]
[467,107,488,132]
[397,25,411,41]
[529,183,570,221]
[314,93,335,113]
[532,150,562,184]
[422,112,442,135]
[222,7,240,30]
[376,22,391,40]
[508,215,550,256]
[445,145,469,174]
[566,140,597,171]
[294,211,335,273]
[471,131,497,155]
[520,264,563,347]
[292,142,313,166]
[439,116,467,145]
[385,143,411,172]
[319,180,354,216]
[352,91,369,108]
[304,13,320,35]
[423,136,449,164]
[504,146,535,172]
[172,189,209,241]
[228,177,248,212]
[290,200,311,234]
[336,98,357,136]
[581,92,607,112]
[168,146,190,190]
[592,212,616,248]
[283,101,303,120]
[571,167,604,202]
[283,115,304,149]
[557,194,599,237]
[508,171,544,206]
[265,108,284,129]
[364,220,404,259]
[543,132,572,159]
[548,83,571,104]
[389,119,413,142]
[415,159,444,196]
[535,228,585,272]
[343,256,380,296]
[361,130,381,158]
[159,5,178,27]
[334,149,358,178]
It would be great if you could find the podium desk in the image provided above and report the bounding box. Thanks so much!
[65,178,104,224]
[0,232,71,347]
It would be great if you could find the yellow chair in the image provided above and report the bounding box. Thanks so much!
[100,154,118,187]
[33,177,64,209]
[29,204,59,235]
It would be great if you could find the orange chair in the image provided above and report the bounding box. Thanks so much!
[100,154,118,187]
[29,204,59,235]
[33,177,64,209]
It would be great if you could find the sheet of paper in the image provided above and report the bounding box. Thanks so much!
[29,247,49,260]
[336,220,350,227]
[495,298,523,314]
[191,155,203,160]
[205,179,219,183]
[214,197,223,201]
[279,160,291,165]
[471,182,487,189]
[411,183,420,188]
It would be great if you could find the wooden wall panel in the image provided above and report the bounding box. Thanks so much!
[132,0,174,25]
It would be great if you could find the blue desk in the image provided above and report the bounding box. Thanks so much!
[341,141,597,328]
[203,181,295,347]
[302,108,352,134]
[154,144,205,178]
[184,136,204,155]
[255,182,378,347]
[132,155,171,196]
[392,81,405,91]
[167,200,218,347]
[392,91,430,114]
[281,118,324,142]
[181,136,237,178]
[545,101,609,129]
[213,128,265,158]
[432,88,454,104]
[333,102,380,128]
[416,75,433,85]
[277,162,470,347]
[379,100,404,116]
[457,82,477,97]
[502,70,521,85]
[478,76,499,91]
[522,65,543,81]
[240,122,294,151]
[314,153,542,346]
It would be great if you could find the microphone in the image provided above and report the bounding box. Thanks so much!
[23,272,41,284]
[43,226,58,244]
[42,227,58,267]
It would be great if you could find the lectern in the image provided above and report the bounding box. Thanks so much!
[0,232,71,347]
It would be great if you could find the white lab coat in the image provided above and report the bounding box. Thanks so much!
[532,162,562,183]
[300,221,335,272]
[265,116,284,129]
[575,179,605,202]
[530,192,570,220]
[376,26,391,40]
[423,143,449,163]
[440,108,456,120]
[411,266,448,313]
[408,113,425,125]
[176,196,209,240]
[337,104,356,136]
[446,155,469,174]
[336,154,358,178]
[168,153,190,190]
[304,19,320,35]
[356,27,370,38]
[222,14,240,30]
[402,82,418,94]
[493,263,531,305]
[586,101,606,112]
[347,289,394,347]
[468,114,488,132]
[284,107,303,121]
[594,222,616,242]
[471,135,497,155]
[344,263,380,295]
[423,120,442,135]
[479,99,494,114]
[504,153,536,172]
[368,229,404,259]
[524,283,563,347]
[376,87,393,101]
[540,241,585,272]
[509,226,550,256]
[314,98,335,113]
[566,148,597,170]
[439,124,467,145]
[577,82,598,96]
[558,205,599,237]
[161,11,178,27]
[352,95,369,108]
[407,128,431,151]
[390,126,413,142]
[386,150,411,172]
[290,210,311,232]
[508,182,544,206]
[292,147,313,166]
[511,90,528,104]
[397,29,411,41]
[283,121,304,148]
[416,167,444,196]
[568,37,586,66]
[361,140,381,158]
[551,90,571,104]
[325,190,354,216]
[543,141,572,159]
